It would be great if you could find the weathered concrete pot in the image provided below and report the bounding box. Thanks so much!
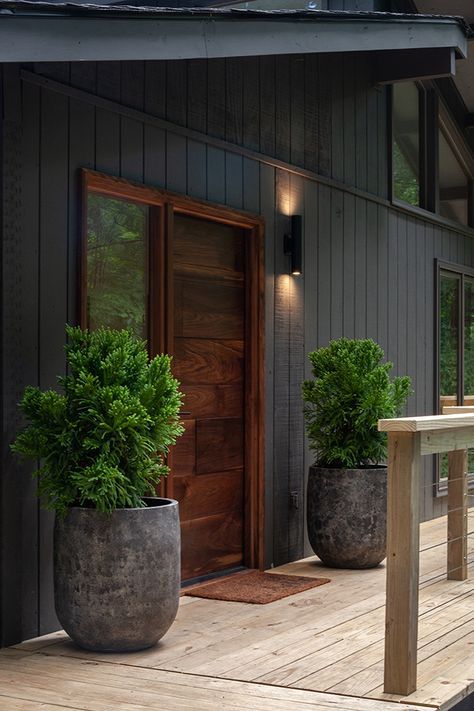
[54,497,180,652]
[307,466,387,569]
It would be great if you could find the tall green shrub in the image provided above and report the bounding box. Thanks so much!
[302,338,411,468]
[12,326,184,515]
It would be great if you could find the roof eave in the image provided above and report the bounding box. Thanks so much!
[0,13,467,63]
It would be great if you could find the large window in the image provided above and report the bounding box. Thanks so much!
[392,82,422,207]
[391,86,474,229]
[438,263,474,483]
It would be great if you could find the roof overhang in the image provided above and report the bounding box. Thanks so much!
[0,4,468,64]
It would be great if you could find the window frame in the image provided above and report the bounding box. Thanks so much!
[390,85,474,231]
[390,81,427,210]
[435,259,474,493]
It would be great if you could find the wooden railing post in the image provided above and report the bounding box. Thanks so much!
[447,449,468,581]
[384,431,421,696]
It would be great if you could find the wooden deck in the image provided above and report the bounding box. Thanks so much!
[3,514,474,711]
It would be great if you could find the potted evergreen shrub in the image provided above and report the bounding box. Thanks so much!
[12,326,184,651]
[302,338,411,569]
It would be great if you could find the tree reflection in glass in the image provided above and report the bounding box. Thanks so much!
[87,193,148,338]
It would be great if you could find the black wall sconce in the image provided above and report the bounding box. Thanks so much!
[284,215,303,276]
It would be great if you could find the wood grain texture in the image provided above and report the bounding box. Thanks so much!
[379,414,474,432]
[384,431,421,696]
[196,418,243,475]
[447,449,468,581]
[180,511,244,579]
[173,339,244,385]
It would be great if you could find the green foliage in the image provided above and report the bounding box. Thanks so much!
[87,193,147,338]
[302,338,411,469]
[12,326,184,515]
[393,140,419,207]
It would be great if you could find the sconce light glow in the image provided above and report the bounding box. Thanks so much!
[284,215,303,276]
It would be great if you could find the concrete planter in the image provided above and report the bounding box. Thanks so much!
[54,497,180,652]
[307,466,387,569]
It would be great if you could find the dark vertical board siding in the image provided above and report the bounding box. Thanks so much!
[96,109,120,176]
[260,162,275,567]
[18,81,40,641]
[355,60,368,194]
[121,61,145,111]
[317,185,332,348]
[304,54,318,173]
[187,140,207,201]
[39,87,69,634]
[366,202,378,340]
[207,59,226,141]
[144,61,166,118]
[225,58,242,146]
[343,55,356,188]
[387,210,398,368]
[354,198,367,338]
[396,215,408,380]
[69,63,97,94]
[273,169,291,566]
[377,86,388,199]
[288,174,305,560]
[318,55,332,177]
[303,179,319,556]
[96,62,121,102]
[331,54,344,184]
[275,56,291,164]
[34,62,70,84]
[406,218,417,415]
[96,63,121,177]
[343,193,356,338]
[377,206,389,355]
[166,60,187,127]
[1,67,39,645]
[242,57,260,154]
[243,158,260,215]
[367,83,379,196]
[206,147,225,205]
[259,56,275,159]
[166,132,187,194]
[290,56,305,169]
[68,97,95,324]
[330,191,344,338]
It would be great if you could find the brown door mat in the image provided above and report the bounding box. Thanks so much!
[184,570,330,604]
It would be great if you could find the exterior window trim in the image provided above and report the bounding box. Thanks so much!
[435,259,474,494]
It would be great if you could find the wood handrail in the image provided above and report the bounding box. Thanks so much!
[378,412,474,432]
[381,412,471,697]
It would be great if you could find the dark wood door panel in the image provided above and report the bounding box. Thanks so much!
[184,384,243,419]
[173,338,244,385]
[196,417,244,474]
[174,276,244,340]
[172,419,195,477]
[173,469,243,521]
[173,214,244,278]
[180,511,243,579]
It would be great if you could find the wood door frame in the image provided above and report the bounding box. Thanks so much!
[80,169,266,571]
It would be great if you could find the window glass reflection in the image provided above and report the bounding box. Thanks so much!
[87,193,149,338]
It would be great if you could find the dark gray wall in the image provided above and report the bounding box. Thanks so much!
[1,54,473,645]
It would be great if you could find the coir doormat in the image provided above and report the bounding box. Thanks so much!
[184,570,330,604]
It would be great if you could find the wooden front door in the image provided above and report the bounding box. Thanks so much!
[82,171,264,582]
[171,214,247,580]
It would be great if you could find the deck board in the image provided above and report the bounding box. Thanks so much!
[7,514,474,710]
